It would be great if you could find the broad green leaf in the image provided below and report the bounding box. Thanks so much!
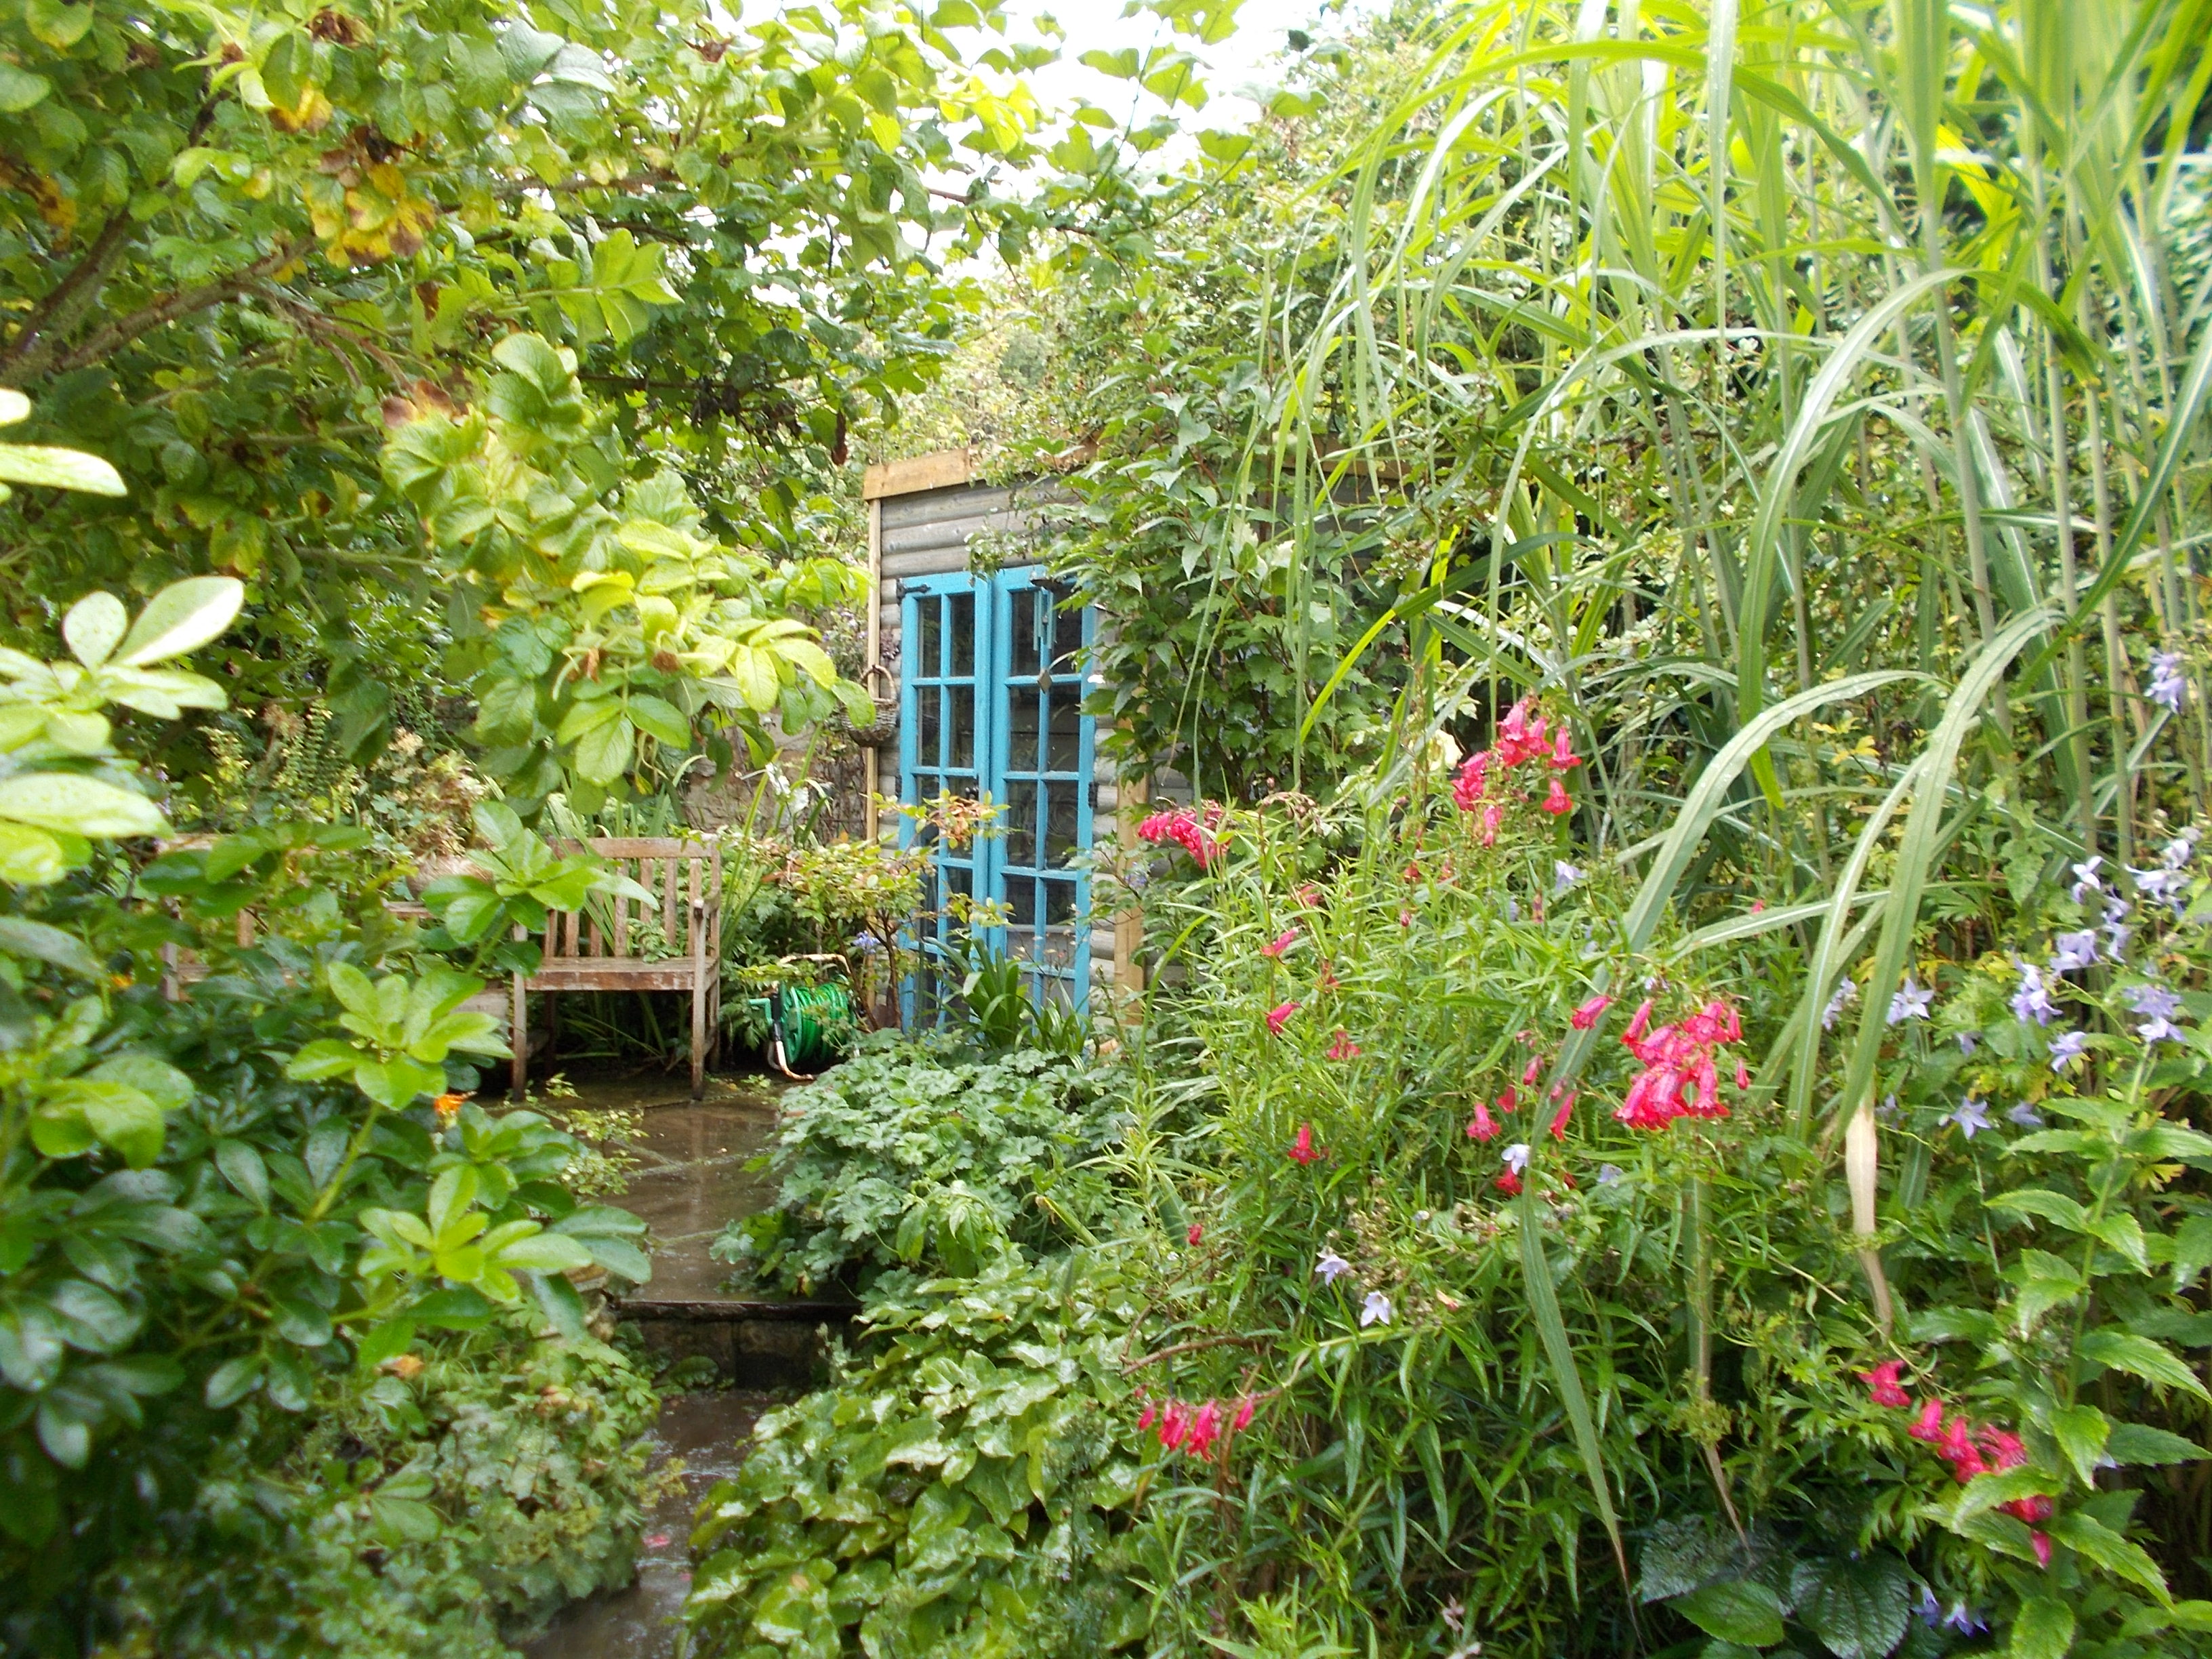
[0,822,69,884]
[2048,1510,2169,1597]
[2011,1597,2076,1659]
[0,774,166,836]
[0,916,101,977]
[2051,1404,2110,1486]
[2078,1330,2210,1399]
[62,592,127,668]
[0,443,111,495]
[1672,1581,1786,1647]
[2107,1422,2210,1465]
[285,1038,362,1081]
[626,693,690,747]
[573,715,634,783]
[1795,1553,1910,1659]
[112,577,245,667]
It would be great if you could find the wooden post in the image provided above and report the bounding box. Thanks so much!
[864,492,883,845]
[1114,772,1148,994]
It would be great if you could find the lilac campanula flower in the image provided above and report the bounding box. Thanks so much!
[2011,961,2059,1027]
[2048,1029,2089,1071]
[1315,1250,1352,1284]
[1945,1098,1992,1139]
[1888,977,1933,1025]
[1596,1164,1625,1186]
[2106,919,2134,958]
[1916,1587,1942,1628]
[1504,897,1519,924]
[1359,1291,1393,1328]
[2071,857,2105,902]
[2126,983,2182,1019]
[2008,1103,2045,1128]
[1822,978,1858,1030]
[1945,1603,1987,1636]
[1502,1143,1532,1176]
[2140,1015,2185,1045]
[1555,860,1584,893]
[2150,650,2186,713]
[2165,828,2202,869]
[2050,930,2098,972]
[1957,1031,1979,1055]
[2133,864,2189,912]
[1877,1092,1900,1123]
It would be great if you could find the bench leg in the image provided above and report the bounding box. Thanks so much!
[512,975,527,1103]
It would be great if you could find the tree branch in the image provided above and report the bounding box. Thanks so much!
[0,213,141,386]
[33,238,312,381]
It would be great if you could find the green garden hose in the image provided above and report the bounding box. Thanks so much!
[752,982,853,1078]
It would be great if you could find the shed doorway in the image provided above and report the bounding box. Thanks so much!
[898,567,1097,1014]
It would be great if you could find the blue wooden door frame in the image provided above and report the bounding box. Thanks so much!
[899,568,1094,1013]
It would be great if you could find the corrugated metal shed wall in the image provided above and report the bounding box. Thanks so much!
[866,470,1127,990]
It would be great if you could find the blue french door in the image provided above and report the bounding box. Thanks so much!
[899,569,1096,1012]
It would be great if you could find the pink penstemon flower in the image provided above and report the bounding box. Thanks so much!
[1267,1000,1298,1035]
[1288,1124,1322,1165]
[1857,1360,1910,1408]
[1327,1029,1361,1061]
[1546,1089,1576,1141]
[1261,927,1299,958]
[1465,1097,1498,1141]
[1570,994,1613,1030]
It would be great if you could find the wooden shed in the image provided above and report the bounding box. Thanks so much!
[859,450,1137,1013]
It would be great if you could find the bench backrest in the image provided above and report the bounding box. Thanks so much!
[538,838,723,966]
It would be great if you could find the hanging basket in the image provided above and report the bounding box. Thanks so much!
[842,663,898,747]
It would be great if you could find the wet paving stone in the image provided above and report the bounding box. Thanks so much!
[521,1390,765,1659]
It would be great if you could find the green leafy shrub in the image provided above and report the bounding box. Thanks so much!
[684,1252,1152,1659]
[91,1309,661,1657]
[714,1032,1122,1292]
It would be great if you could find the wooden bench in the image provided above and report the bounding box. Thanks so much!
[511,838,723,1099]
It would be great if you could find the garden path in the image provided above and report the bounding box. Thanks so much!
[525,1071,821,1659]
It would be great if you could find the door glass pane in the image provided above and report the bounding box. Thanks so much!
[1044,878,1075,926]
[912,774,943,825]
[1044,781,1078,863]
[919,690,941,766]
[1048,693,1081,772]
[920,600,942,680]
[1008,691,1041,771]
[1051,600,1083,672]
[951,686,975,770]
[1006,780,1037,868]
[1012,589,1042,678]
[949,593,975,675]
[1008,878,1037,928]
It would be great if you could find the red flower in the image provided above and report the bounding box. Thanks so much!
[1614,997,1743,1131]
[1908,1398,1946,1442]
[1858,1361,1910,1408]
[1493,1170,1522,1195]
[1467,1099,1499,1141]
[1521,1055,1542,1087]
[1137,806,1219,867]
[1185,1399,1223,1458]
[1159,1399,1188,1450]
[1496,1084,1517,1115]
[1232,1395,1256,1433]
[1267,1000,1298,1035]
[1540,777,1572,815]
[2030,1531,2052,1569]
[1288,1124,1321,1165]
[1548,728,1581,769]
[1187,1223,1203,1246]
[1547,1090,1577,1141]
[1624,1000,1654,1042]
[1326,1029,1361,1061]
[1138,1401,1156,1431]
[1261,927,1298,958]
[1317,960,1340,991]
[1736,1061,1752,1092]
[1296,884,1323,908]
[1570,994,1613,1030]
